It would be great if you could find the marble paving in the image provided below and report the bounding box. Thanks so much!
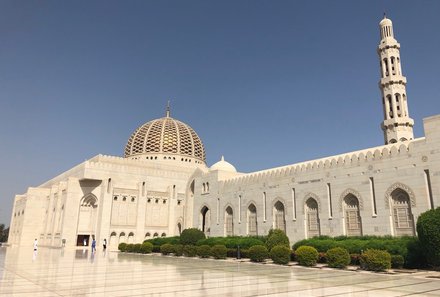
[0,246,439,296]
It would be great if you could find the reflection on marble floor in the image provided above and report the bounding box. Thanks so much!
[0,246,439,296]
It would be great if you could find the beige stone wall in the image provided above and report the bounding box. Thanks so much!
[192,115,440,245]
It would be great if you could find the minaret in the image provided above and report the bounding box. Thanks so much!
[378,15,414,144]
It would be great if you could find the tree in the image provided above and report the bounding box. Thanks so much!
[0,224,9,243]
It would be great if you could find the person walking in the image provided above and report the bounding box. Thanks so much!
[103,238,107,251]
[33,238,38,251]
[91,238,96,253]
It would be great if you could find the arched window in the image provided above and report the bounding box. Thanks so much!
[391,189,415,236]
[247,204,257,236]
[153,232,159,238]
[161,233,166,237]
[344,194,362,236]
[200,206,210,235]
[273,201,286,232]
[145,232,151,239]
[306,198,320,238]
[225,206,234,236]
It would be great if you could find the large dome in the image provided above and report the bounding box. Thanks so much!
[124,110,206,164]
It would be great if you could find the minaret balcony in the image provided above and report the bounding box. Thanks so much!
[380,76,407,87]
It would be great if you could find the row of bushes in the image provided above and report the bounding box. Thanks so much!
[143,229,289,252]
[294,245,394,271]
[292,235,425,268]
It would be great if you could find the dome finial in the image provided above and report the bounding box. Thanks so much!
[383,12,386,19]
[166,100,171,117]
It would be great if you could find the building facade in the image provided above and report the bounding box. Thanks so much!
[8,17,440,248]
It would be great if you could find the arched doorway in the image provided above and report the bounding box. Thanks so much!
[306,198,320,238]
[200,206,211,236]
[391,189,415,236]
[225,206,234,236]
[247,204,257,236]
[273,201,286,232]
[177,222,182,235]
[344,194,362,236]
[76,194,98,246]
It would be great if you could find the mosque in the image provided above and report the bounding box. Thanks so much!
[8,17,440,249]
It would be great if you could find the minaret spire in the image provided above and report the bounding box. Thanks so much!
[166,100,171,117]
[377,16,414,144]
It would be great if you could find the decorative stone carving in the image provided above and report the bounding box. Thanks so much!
[339,188,364,211]
[302,192,320,214]
[384,182,416,208]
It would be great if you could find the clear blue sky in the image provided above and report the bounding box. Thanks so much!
[1,1,440,225]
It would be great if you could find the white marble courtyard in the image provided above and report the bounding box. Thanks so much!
[0,246,440,296]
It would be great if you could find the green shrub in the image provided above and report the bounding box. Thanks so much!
[133,244,142,253]
[118,243,127,252]
[143,236,180,246]
[391,255,404,269]
[417,207,440,268]
[270,245,291,265]
[125,244,135,252]
[139,242,153,254]
[210,245,227,259]
[295,246,319,267]
[152,245,160,253]
[183,245,197,257]
[326,247,350,269]
[248,245,268,262]
[160,243,174,255]
[360,249,391,272]
[181,228,206,246]
[196,236,265,249]
[405,238,427,268]
[266,229,290,251]
[173,244,184,256]
[197,245,211,258]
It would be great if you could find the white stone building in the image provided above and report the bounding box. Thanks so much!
[8,16,440,248]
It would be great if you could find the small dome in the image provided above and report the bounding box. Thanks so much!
[210,156,236,172]
[124,111,206,163]
[379,16,392,27]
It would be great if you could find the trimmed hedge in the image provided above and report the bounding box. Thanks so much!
[270,245,291,265]
[197,236,265,249]
[118,243,127,252]
[183,245,197,257]
[417,207,440,268]
[160,243,174,255]
[248,245,268,262]
[211,245,227,259]
[292,235,419,268]
[181,228,206,245]
[326,247,350,269]
[144,236,180,246]
[360,249,391,272]
[197,245,211,258]
[266,229,290,251]
[173,244,184,256]
[295,246,319,267]
[139,242,153,254]
[391,255,404,269]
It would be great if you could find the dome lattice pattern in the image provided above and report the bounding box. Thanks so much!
[124,116,206,162]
